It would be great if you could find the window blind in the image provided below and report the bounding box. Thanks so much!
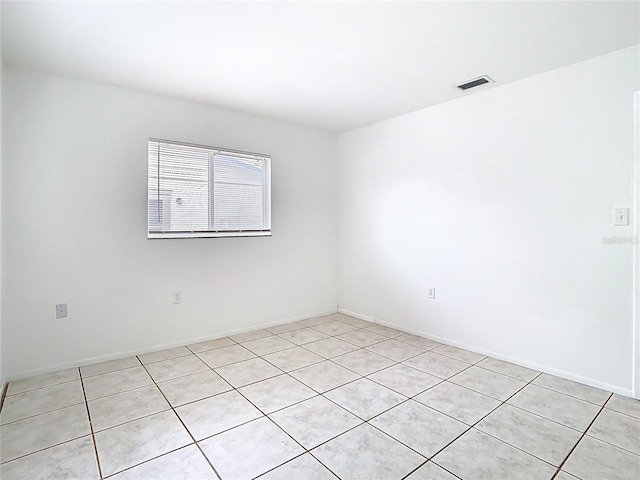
[148,139,271,238]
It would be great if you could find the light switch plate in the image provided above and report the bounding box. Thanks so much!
[614,208,629,226]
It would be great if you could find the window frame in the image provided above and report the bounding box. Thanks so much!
[147,138,272,239]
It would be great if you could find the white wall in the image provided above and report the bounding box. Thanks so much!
[0,8,4,389]
[338,45,640,395]
[2,66,337,378]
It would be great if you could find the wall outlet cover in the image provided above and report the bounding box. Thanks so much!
[614,208,630,226]
[56,303,68,319]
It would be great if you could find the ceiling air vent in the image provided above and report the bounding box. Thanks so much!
[456,76,494,91]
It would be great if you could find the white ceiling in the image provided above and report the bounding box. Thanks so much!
[2,1,639,132]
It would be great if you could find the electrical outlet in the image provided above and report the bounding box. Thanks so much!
[173,292,182,304]
[614,208,630,226]
[56,303,68,319]
[428,287,436,300]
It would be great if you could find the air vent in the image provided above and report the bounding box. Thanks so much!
[456,76,494,91]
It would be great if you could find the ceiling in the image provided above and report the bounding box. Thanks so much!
[2,1,639,132]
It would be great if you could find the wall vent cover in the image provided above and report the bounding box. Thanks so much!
[456,76,494,91]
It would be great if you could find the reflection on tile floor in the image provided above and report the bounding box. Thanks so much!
[1,312,639,479]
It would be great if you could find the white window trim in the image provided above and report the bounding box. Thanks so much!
[148,138,272,239]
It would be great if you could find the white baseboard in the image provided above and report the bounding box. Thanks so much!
[5,308,338,382]
[337,307,375,323]
[344,309,635,399]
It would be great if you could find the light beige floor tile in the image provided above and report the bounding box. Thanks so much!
[289,361,359,393]
[270,395,361,449]
[476,404,581,466]
[298,316,334,327]
[277,327,329,345]
[366,339,424,362]
[533,374,610,405]
[338,316,373,329]
[414,381,501,425]
[260,453,338,480]
[229,329,273,343]
[406,462,458,480]
[94,410,192,477]
[186,337,235,354]
[88,385,169,432]
[364,324,405,338]
[404,352,470,379]
[109,445,217,480]
[241,335,296,356]
[263,347,324,372]
[303,338,359,358]
[238,375,316,414]
[1,380,85,424]
[199,417,303,479]
[335,329,388,348]
[449,366,526,401]
[196,344,256,369]
[266,322,306,335]
[176,390,262,440]
[476,357,540,382]
[324,378,406,420]
[0,404,90,463]
[323,313,349,322]
[332,349,395,376]
[312,423,424,480]
[158,370,232,407]
[508,384,601,431]
[554,471,581,480]
[0,436,99,480]
[433,345,486,364]
[563,435,640,480]
[215,357,281,388]
[433,429,556,480]
[82,366,153,401]
[311,321,358,336]
[7,369,79,396]
[395,334,442,351]
[606,394,640,419]
[370,400,468,457]
[138,346,192,365]
[367,363,442,397]
[145,355,209,383]
[81,357,141,379]
[587,408,640,454]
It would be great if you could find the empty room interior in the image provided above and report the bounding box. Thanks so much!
[0,1,639,479]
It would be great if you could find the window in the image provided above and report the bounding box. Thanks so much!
[147,139,271,238]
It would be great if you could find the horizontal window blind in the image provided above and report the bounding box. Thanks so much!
[148,139,271,238]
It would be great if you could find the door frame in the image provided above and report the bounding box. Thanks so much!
[633,91,640,399]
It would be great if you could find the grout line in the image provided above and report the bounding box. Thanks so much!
[504,400,594,435]
[2,377,80,398]
[137,358,223,480]
[0,398,88,427]
[78,367,104,479]
[392,370,546,480]
[230,387,349,478]
[550,393,614,480]
[100,445,200,480]
[0,384,10,410]
[524,381,612,407]
[400,459,464,480]
[0,382,9,415]
[5,316,628,480]
[176,329,358,479]
[0,433,94,466]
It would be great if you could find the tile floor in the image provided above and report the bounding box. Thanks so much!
[1,313,639,479]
